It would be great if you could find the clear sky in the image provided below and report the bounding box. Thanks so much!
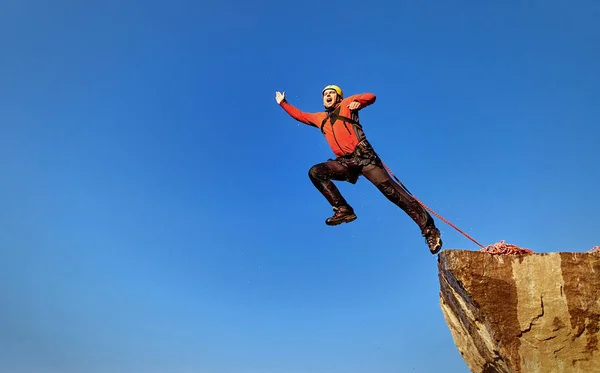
[1,1,598,372]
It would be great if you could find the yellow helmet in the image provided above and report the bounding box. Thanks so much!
[322,84,343,99]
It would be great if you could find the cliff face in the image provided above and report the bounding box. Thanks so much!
[438,250,600,373]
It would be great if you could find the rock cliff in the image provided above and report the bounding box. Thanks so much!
[438,249,600,373]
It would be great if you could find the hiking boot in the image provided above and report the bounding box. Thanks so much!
[325,205,357,226]
[423,226,443,254]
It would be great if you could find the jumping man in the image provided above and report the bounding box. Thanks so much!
[275,85,442,254]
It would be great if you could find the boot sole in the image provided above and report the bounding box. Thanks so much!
[326,214,357,226]
[430,243,442,255]
[429,239,443,254]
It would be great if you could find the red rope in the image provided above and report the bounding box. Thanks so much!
[381,161,534,255]
[411,194,485,248]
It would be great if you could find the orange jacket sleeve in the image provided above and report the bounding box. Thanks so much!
[279,100,320,127]
[345,93,376,108]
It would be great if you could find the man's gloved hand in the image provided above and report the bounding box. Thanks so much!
[275,91,286,104]
[348,100,361,110]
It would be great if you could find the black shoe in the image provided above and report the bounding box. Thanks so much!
[423,226,443,254]
[325,206,357,226]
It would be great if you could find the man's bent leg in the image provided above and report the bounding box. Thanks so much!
[308,161,358,226]
[308,161,351,208]
[362,164,442,253]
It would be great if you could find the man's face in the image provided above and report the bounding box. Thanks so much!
[322,89,339,109]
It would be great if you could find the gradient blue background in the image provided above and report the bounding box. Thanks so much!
[1,1,598,372]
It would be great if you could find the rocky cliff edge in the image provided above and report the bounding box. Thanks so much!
[438,248,600,373]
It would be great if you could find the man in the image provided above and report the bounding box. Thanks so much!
[275,85,442,254]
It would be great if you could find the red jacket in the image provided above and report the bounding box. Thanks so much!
[279,93,376,157]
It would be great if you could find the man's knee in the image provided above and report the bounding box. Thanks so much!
[308,163,329,182]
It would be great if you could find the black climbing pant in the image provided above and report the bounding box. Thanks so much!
[308,140,435,232]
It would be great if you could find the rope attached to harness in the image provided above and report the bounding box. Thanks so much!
[380,161,537,255]
[380,161,487,248]
[383,161,599,255]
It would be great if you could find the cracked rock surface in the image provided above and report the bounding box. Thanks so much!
[438,250,600,373]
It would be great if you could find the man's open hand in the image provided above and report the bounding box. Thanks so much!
[348,101,361,110]
[275,91,286,104]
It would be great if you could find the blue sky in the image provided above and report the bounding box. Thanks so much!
[1,0,598,372]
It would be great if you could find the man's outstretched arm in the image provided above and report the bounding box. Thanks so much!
[276,91,319,127]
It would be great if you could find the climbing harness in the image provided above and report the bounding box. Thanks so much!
[319,106,361,134]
